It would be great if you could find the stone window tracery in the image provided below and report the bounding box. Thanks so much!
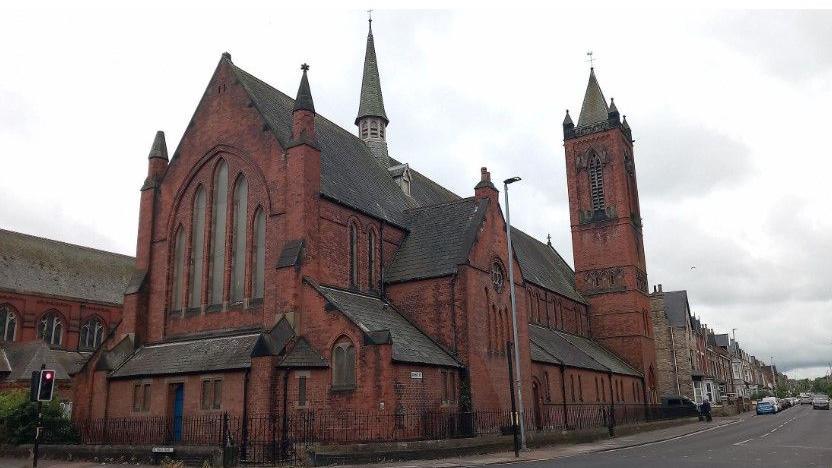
[80,318,104,350]
[39,312,63,346]
[332,338,356,389]
[0,304,17,342]
[491,260,505,293]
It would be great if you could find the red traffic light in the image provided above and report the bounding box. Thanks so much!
[44,372,53,380]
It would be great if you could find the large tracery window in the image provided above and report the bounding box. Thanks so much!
[189,186,206,308]
[39,312,63,346]
[230,175,248,303]
[588,155,605,211]
[349,223,358,287]
[0,304,17,342]
[79,318,104,350]
[209,160,229,305]
[332,338,356,389]
[171,227,185,311]
[252,208,265,300]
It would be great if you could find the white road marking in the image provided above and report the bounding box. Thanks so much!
[733,439,753,446]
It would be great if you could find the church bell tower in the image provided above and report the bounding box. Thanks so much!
[563,68,658,402]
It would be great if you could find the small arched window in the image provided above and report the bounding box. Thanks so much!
[209,160,229,305]
[79,318,104,350]
[367,230,377,289]
[230,175,248,302]
[588,154,605,211]
[189,186,207,308]
[349,223,358,287]
[0,304,17,342]
[251,207,265,300]
[39,312,63,346]
[332,338,356,389]
[171,227,185,311]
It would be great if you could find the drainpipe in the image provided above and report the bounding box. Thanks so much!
[607,372,616,437]
[670,327,681,395]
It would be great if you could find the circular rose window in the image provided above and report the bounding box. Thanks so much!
[491,261,505,293]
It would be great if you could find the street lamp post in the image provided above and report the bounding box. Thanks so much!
[503,176,526,450]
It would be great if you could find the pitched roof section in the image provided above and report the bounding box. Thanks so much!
[558,331,641,377]
[230,62,417,227]
[386,198,488,283]
[663,290,690,327]
[577,68,609,127]
[355,22,388,124]
[279,337,328,368]
[529,325,607,372]
[315,285,460,368]
[0,229,134,304]
[511,228,585,304]
[110,332,261,378]
[0,341,88,381]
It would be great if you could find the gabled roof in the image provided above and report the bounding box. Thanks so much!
[577,68,609,127]
[529,325,641,377]
[0,341,88,381]
[0,229,134,304]
[663,290,690,327]
[110,332,261,378]
[279,337,328,368]
[385,198,488,283]
[511,228,585,304]
[314,284,460,368]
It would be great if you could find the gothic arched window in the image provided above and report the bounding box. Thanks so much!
[39,312,63,346]
[349,223,358,287]
[251,207,265,300]
[332,338,356,389]
[171,227,185,311]
[209,160,229,305]
[491,261,505,293]
[79,318,104,350]
[0,304,17,342]
[367,230,377,289]
[588,154,605,211]
[230,175,248,303]
[189,186,206,308]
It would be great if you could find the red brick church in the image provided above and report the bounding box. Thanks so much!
[73,21,657,428]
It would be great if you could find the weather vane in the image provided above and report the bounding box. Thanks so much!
[586,50,595,69]
[368,9,373,24]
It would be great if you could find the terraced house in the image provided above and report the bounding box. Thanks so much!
[72,21,658,435]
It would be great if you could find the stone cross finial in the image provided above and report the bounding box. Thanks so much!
[586,50,595,69]
[301,63,309,71]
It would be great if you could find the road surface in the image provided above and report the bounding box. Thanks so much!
[500,404,830,467]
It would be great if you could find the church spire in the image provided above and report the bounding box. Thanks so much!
[576,68,609,127]
[356,18,388,124]
[355,17,391,167]
[293,63,315,113]
[289,64,317,149]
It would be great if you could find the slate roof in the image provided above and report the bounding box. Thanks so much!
[511,228,585,304]
[714,333,730,348]
[577,68,609,127]
[110,333,261,378]
[356,23,388,124]
[315,285,460,368]
[663,290,690,327]
[385,198,488,283]
[529,325,641,377]
[0,341,85,381]
[0,229,134,304]
[279,337,328,368]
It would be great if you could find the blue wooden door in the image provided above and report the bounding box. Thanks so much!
[172,384,184,442]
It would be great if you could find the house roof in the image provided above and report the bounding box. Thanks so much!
[715,334,730,348]
[0,341,88,382]
[110,332,261,378]
[385,198,489,283]
[663,290,690,327]
[0,229,134,304]
[510,228,585,304]
[314,284,460,368]
[529,325,641,377]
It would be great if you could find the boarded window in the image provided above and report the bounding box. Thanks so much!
[133,383,151,412]
[230,175,248,302]
[201,379,222,410]
[332,339,356,389]
[209,161,229,305]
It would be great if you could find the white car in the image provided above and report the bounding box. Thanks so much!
[762,397,779,412]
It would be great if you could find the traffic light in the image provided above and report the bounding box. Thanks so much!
[29,370,56,402]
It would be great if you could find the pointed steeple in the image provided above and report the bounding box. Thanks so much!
[293,63,315,113]
[577,68,609,127]
[622,115,630,130]
[608,97,618,114]
[148,131,168,160]
[563,109,573,126]
[355,19,388,125]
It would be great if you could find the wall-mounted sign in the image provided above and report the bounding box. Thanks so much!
[410,371,423,379]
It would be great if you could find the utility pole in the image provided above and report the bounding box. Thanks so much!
[503,176,526,450]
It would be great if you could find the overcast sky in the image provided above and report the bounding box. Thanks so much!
[1,7,830,379]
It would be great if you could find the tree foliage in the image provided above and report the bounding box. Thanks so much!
[0,389,78,445]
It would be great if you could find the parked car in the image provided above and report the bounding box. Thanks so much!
[800,396,813,405]
[661,395,698,411]
[756,401,776,415]
[762,397,780,412]
[812,397,830,410]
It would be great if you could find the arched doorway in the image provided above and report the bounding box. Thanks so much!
[531,380,543,429]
